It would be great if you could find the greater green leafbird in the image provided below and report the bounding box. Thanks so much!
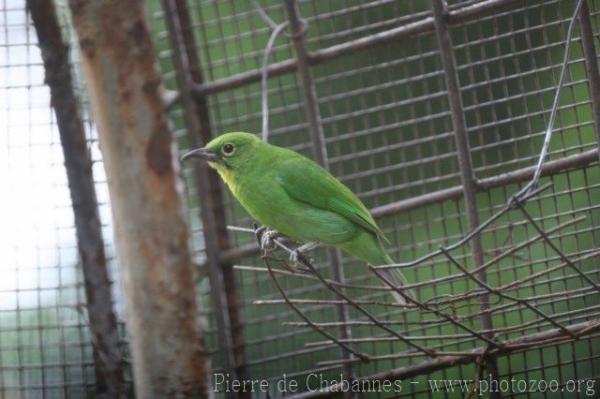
[182,132,413,303]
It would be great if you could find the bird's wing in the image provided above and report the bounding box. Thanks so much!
[276,156,389,244]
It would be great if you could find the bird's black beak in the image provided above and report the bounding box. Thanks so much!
[180,147,222,163]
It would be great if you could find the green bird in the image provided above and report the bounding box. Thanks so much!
[182,132,413,303]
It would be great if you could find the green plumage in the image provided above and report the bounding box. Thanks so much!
[195,132,412,303]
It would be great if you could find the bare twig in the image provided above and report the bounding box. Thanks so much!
[514,201,600,292]
[370,267,501,348]
[288,320,600,398]
[289,250,436,356]
[375,183,552,270]
[439,248,577,339]
[465,345,491,399]
[262,254,369,361]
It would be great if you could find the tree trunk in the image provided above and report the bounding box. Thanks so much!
[68,0,211,397]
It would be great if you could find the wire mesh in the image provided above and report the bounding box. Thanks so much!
[154,0,600,397]
[1,2,93,397]
[1,0,599,397]
[0,1,130,397]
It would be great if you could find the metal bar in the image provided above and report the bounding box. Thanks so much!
[398,215,586,292]
[217,149,598,264]
[284,0,328,167]
[161,0,241,394]
[283,0,355,387]
[193,0,519,96]
[372,149,598,217]
[430,0,501,396]
[578,0,600,161]
[374,187,552,273]
[67,1,210,396]
[27,1,126,397]
[166,0,248,390]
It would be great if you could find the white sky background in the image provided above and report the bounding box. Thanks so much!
[0,1,119,314]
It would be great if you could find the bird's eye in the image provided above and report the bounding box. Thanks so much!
[222,143,236,156]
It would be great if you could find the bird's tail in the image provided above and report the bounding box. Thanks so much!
[378,253,415,305]
[338,232,416,305]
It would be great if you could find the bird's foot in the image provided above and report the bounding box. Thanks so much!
[289,250,300,267]
[288,241,319,273]
[261,229,279,250]
[286,250,311,274]
[254,224,279,252]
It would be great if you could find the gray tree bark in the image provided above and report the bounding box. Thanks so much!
[68,0,211,397]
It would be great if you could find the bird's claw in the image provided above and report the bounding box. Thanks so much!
[287,249,312,274]
[253,225,314,273]
[254,224,279,252]
[289,249,300,267]
[260,229,278,250]
[286,241,319,272]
